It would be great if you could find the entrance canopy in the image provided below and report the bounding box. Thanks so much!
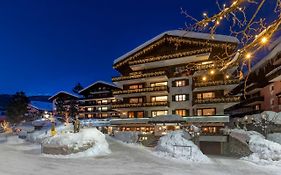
[148,115,185,123]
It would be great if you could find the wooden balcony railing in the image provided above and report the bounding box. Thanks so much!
[112,101,169,109]
[113,86,168,95]
[194,79,239,88]
[112,71,166,82]
[194,96,240,104]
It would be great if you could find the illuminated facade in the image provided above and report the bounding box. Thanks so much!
[112,30,240,120]
[78,81,120,119]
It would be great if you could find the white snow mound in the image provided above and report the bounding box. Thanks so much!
[231,129,281,166]
[42,128,111,158]
[154,130,210,163]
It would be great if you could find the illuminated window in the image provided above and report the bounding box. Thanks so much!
[129,97,143,103]
[152,110,168,117]
[102,100,108,104]
[150,82,167,87]
[101,113,108,117]
[128,112,134,118]
[129,84,143,89]
[197,92,215,99]
[87,107,93,111]
[175,109,188,116]
[173,80,188,87]
[173,94,188,101]
[137,111,144,118]
[151,96,168,102]
[196,108,216,116]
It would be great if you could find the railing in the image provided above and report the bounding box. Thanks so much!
[194,79,239,88]
[112,71,166,82]
[194,96,240,104]
[112,101,169,109]
[113,86,168,95]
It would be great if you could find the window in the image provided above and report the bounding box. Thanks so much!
[197,92,215,99]
[129,97,143,103]
[173,79,188,87]
[102,100,108,104]
[196,108,216,116]
[127,111,144,118]
[278,97,281,105]
[173,94,188,101]
[271,98,274,105]
[151,96,168,102]
[97,107,108,111]
[254,104,261,110]
[129,84,143,89]
[137,111,144,118]
[150,82,167,87]
[152,110,168,117]
[128,112,134,118]
[175,109,189,117]
[101,113,108,117]
[87,107,93,112]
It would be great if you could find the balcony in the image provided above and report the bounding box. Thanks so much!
[112,71,167,82]
[194,79,239,88]
[112,101,169,109]
[240,96,264,106]
[113,86,168,95]
[194,96,240,104]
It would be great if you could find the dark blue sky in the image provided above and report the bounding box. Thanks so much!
[0,0,273,95]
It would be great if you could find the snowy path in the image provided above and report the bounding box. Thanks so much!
[0,135,280,175]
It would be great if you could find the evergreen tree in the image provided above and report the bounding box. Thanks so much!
[6,91,29,124]
[72,83,83,94]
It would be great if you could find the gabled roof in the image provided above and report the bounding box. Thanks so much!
[114,30,239,64]
[48,91,79,101]
[79,81,117,94]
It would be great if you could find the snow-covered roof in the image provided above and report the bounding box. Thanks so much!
[48,91,79,101]
[79,81,118,94]
[30,101,53,111]
[114,30,239,64]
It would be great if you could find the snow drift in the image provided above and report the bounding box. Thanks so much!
[113,131,140,143]
[267,133,281,145]
[42,128,111,158]
[230,129,281,166]
[154,130,210,163]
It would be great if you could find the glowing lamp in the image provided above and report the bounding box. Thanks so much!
[202,76,207,81]
[245,53,251,59]
[261,37,268,44]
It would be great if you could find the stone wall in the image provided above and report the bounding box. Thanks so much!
[42,142,94,155]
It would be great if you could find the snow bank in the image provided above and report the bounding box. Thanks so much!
[154,130,210,163]
[267,133,281,145]
[114,131,140,143]
[231,129,281,166]
[42,128,111,158]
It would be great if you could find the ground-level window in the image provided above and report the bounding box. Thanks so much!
[175,109,189,117]
[152,110,168,117]
[128,111,144,118]
[151,96,168,102]
[196,108,216,116]
[254,104,261,111]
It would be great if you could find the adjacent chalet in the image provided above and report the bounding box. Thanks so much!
[49,91,79,119]
[111,30,240,136]
[78,81,121,119]
[227,35,281,117]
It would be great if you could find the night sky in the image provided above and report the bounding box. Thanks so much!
[0,0,274,95]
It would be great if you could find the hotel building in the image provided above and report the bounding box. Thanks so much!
[110,30,240,136]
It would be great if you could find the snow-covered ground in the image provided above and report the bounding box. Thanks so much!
[0,134,280,175]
